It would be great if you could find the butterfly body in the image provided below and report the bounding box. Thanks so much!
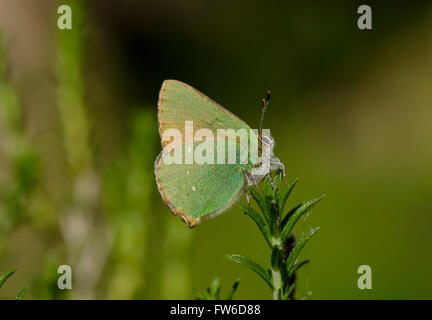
[155,80,284,227]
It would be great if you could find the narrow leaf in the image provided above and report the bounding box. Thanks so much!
[280,204,301,229]
[204,289,212,300]
[248,187,270,224]
[15,288,27,300]
[280,261,289,284]
[282,283,295,300]
[0,268,16,288]
[228,254,273,290]
[273,171,282,198]
[263,175,273,198]
[263,260,272,279]
[226,278,241,300]
[278,178,298,214]
[286,228,320,269]
[281,195,324,243]
[209,277,221,299]
[237,202,272,248]
[192,288,204,300]
[270,247,283,271]
[268,201,279,235]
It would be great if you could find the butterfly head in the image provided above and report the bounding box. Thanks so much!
[258,131,276,159]
[260,133,275,149]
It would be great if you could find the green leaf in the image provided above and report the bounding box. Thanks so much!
[0,268,16,288]
[281,195,324,243]
[263,260,272,279]
[278,178,298,214]
[15,288,27,300]
[286,228,320,269]
[197,292,208,300]
[280,261,289,284]
[263,175,273,198]
[228,254,273,290]
[282,283,295,300]
[192,288,205,300]
[270,247,283,271]
[237,202,272,247]
[287,260,310,280]
[226,278,241,300]
[268,201,280,235]
[209,277,221,299]
[263,177,277,228]
[273,172,282,197]
[280,204,301,229]
[248,187,270,224]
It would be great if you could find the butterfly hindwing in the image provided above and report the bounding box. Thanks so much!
[155,142,250,227]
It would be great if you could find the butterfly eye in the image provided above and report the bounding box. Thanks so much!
[261,136,270,144]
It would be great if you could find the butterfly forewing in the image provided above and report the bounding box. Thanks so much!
[158,80,254,145]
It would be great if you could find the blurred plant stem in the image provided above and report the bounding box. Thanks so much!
[54,1,194,299]
[103,110,155,298]
[0,40,40,252]
[55,1,111,299]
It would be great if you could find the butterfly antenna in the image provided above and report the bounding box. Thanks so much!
[259,90,271,137]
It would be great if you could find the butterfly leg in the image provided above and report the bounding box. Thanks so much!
[280,163,287,185]
[244,189,250,205]
[242,168,254,205]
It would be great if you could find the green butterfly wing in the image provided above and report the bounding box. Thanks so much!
[156,80,258,227]
[155,142,251,227]
[158,80,257,150]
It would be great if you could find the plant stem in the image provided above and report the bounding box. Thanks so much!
[271,236,282,300]
[271,267,282,299]
[231,174,322,300]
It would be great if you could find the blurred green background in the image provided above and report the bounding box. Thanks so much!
[0,0,431,299]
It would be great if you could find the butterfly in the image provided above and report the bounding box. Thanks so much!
[155,80,285,228]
